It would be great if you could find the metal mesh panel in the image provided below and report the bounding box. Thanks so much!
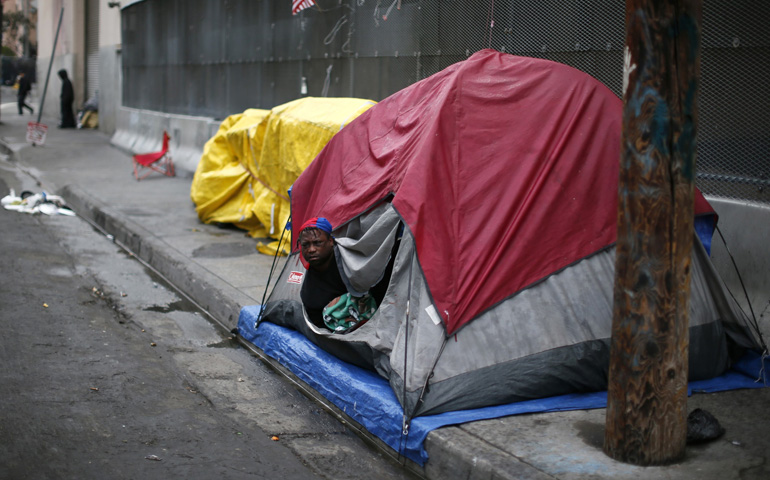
[122,0,768,204]
[698,1,770,203]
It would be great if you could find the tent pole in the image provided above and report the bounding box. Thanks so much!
[604,0,700,465]
[397,245,416,461]
[255,215,291,327]
[713,225,766,350]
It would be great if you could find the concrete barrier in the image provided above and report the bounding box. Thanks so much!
[111,106,222,177]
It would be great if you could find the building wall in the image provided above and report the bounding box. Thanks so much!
[97,43,119,132]
[36,0,85,123]
[35,0,119,131]
[98,0,119,44]
[97,1,121,133]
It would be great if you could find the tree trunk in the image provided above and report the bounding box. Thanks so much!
[604,0,701,465]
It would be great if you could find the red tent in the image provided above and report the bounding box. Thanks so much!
[292,49,713,335]
[257,49,760,419]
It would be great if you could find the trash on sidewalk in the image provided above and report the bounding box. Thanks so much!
[77,91,99,129]
[1,189,76,216]
[686,408,726,444]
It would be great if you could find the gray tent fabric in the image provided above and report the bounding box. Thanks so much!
[334,203,401,296]
[262,203,762,416]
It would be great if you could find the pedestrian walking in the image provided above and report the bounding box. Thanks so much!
[16,72,34,115]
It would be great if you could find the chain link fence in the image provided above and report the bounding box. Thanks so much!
[122,0,769,204]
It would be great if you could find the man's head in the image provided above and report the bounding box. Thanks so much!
[298,217,334,270]
[58,69,68,80]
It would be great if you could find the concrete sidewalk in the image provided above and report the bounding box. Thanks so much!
[1,102,768,480]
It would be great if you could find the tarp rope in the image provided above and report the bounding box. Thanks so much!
[714,224,768,383]
[255,215,292,327]
[239,163,291,203]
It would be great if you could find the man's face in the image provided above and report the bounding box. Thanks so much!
[299,229,334,270]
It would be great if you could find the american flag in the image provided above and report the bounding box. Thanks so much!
[292,0,316,15]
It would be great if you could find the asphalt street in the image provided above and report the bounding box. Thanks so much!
[0,175,324,479]
[0,161,413,479]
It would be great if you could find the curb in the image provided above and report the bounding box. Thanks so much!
[424,428,553,480]
[58,183,255,330]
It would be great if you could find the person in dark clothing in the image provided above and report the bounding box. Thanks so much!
[57,69,76,128]
[17,72,33,115]
[298,217,348,328]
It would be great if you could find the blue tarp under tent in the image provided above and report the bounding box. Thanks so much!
[238,306,768,465]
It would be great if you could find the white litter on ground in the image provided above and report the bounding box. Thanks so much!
[1,189,76,216]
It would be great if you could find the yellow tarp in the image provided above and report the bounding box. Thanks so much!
[190,98,376,255]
